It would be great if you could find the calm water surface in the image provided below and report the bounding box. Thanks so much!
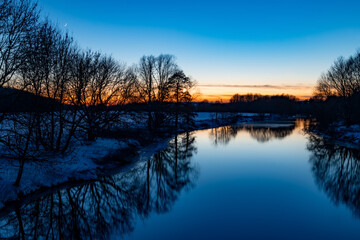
[1,120,360,239]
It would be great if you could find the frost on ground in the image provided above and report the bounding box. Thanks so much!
[334,124,360,146]
[0,138,124,207]
[313,122,360,149]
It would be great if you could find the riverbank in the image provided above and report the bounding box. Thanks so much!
[310,123,360,149]
[0,112,274,209]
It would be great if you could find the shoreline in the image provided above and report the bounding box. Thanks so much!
[309,123,360,150]
[0,113,251,213]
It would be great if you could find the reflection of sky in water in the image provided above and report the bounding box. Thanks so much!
[125,123,360,240]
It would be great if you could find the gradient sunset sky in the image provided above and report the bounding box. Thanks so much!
[37,0,360,101]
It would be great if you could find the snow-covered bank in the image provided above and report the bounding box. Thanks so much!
[311,123,360,149]
[0,138,124,208]
[336,125,360,145]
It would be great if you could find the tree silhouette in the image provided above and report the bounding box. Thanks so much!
[314,51,360,125]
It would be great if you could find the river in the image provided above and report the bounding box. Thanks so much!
[1,119,360,239]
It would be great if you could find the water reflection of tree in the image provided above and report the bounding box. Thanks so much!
[136,132,198,216]
[245,125,295,143]
[0,132,198,239]
[209,126,239,146]
[209,123,296,145]
[307,133,360,217]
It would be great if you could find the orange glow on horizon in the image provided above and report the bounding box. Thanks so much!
[196,84,314,102]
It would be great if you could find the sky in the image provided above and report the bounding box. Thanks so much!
[37,0,360,101]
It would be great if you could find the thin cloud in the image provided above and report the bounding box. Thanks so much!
[201,94,235,97]
[199,84,313,90]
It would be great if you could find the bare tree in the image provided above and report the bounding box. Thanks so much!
[169,70,195,128]
[0,0,40,186]
[315,57,353,99]
[43,30,78,153]
[154,54,178,102]
[315,52,360,99]
[314,52,360,124]
[0,18,79,185]
[137,55,156,130]
[0,0,38,87]
[13,18,84,153]
[69,50,137,140]
[0,0,38,127]
[137,54,195,131]
[83,54,137,140]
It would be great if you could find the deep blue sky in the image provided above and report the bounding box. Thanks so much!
[37,0,360,99]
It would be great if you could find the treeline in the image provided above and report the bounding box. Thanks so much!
[195,94,311,115]
[0,0,195,186]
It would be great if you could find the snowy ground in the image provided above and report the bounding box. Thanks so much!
[308,121,360,150]
[328,123,360,148]
[0,138,126,208]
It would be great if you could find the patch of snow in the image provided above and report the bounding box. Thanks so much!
[0,137,122,207]
[317,123,360,149]
[194,112,214,121]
